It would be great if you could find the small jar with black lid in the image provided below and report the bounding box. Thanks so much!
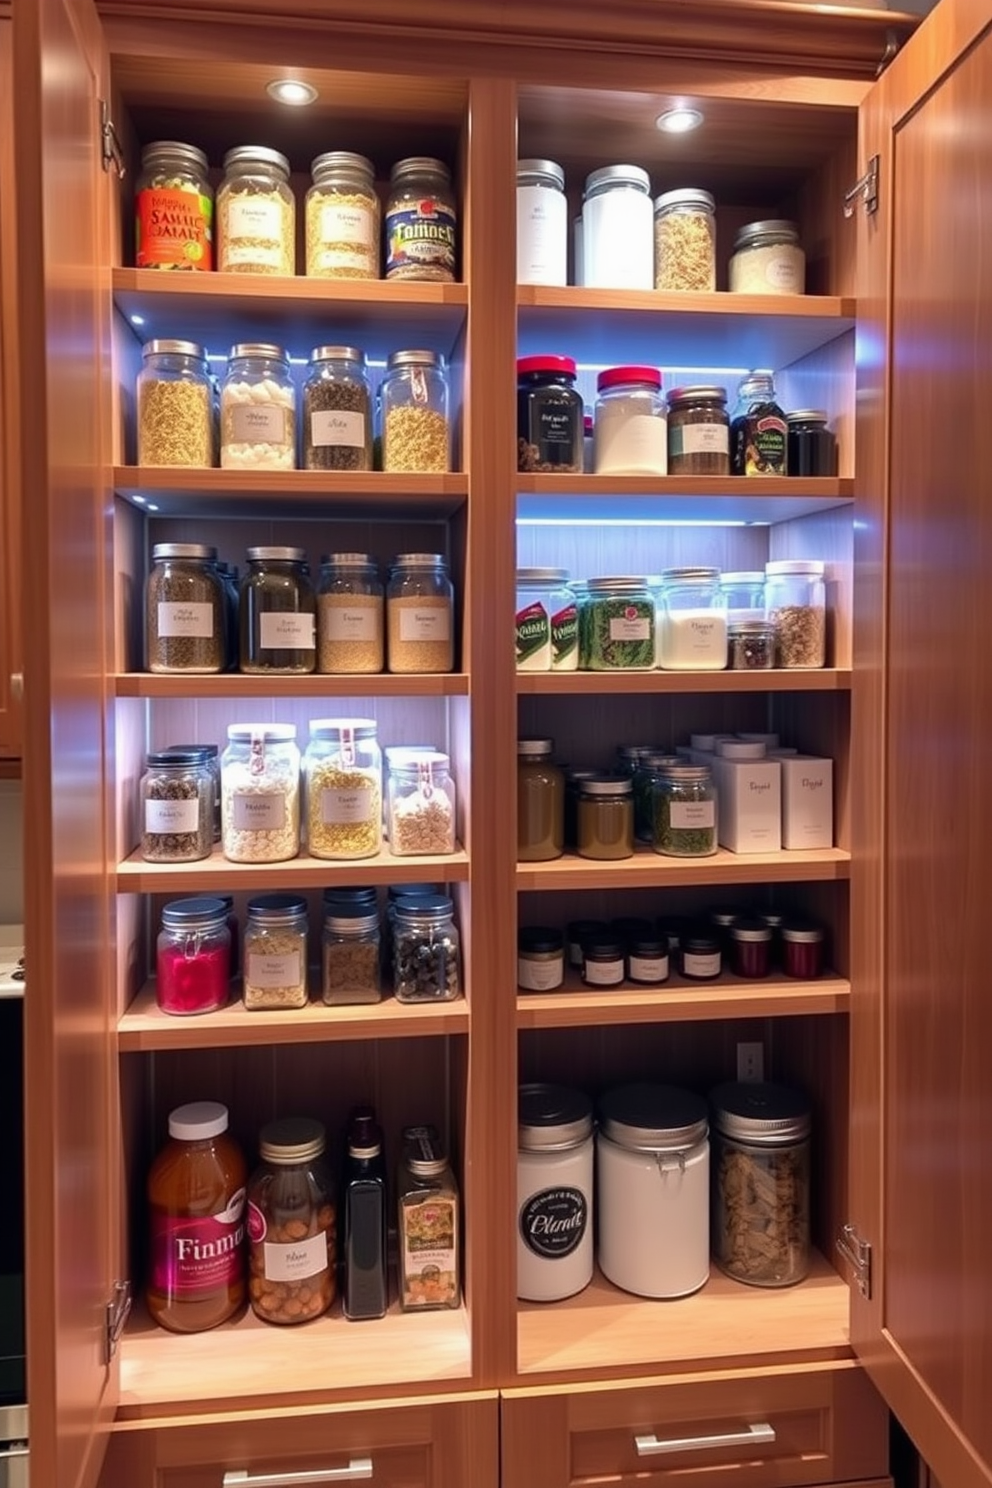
[787,410,838,477]
[566,919,608,970]
[680,928,722,980]
[581,933,625,988]
[730,918,773,979]
[517,356,583,473]
[518,927,565,992]
[240,546,316,674]
[576,775,634,860]
[141,750,214,863]
[626,928,669,985]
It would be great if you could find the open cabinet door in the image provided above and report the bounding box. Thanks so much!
[13,0,119,1485]
[851,1,992,1485]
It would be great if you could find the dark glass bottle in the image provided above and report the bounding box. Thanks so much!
[730,372,787,476]
[343,1105,388,1320]
[516,355,583,472]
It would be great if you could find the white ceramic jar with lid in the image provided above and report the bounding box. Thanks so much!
[517,1083,594,1302]
[581,164,653,290]
[516,159,567,286]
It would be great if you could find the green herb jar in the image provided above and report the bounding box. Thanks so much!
[651,764,718,858]
[580,577,655,670]
[633,752,682,843]
[576,776,634,860]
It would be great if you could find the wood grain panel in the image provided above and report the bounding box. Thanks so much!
[0,19,22,757]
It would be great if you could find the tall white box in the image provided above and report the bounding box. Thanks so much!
[776,753,834,850]
[711,745,781,853]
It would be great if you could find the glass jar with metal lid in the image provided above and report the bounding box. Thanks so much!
[302,346,372,471]
[596,1083,710,1298]
[239,546,316,673]
[657,566,727,671]
[593,365,667,476]
[729,219,805,296]
[381,349,450,472]
[159,742,220,841]
[306,151,380,280]
[135,141,213,271]
[581,164,653,290]
[322,898,382,1006]
[386,553,454,673]
[581,577,655,671]
[710,1080,812,1286]
[221,344,296,470]
[156,897,231,1016]
[392,894,461,1002]
[145,542,225,673]
[517,355,583,473]
[217,145,295,276]
[385,157,457,282]
[632,752,682,843]
[516,159,567,287]
[137,340,214,467]
[247,1117,336,1324]
[317,553,383,673]
[666,385,730,474]
[141,750,214,863]
[764,558,826,668]
[653,188,716,292]
[517,738,564,862]
[728,619,776,670]
[730,918,773,978]
[221,723,301,863]
[780,921,826,979]
[651,763,718,857]
[243,893,309,1010]
[787,410,838,477]
[387,751,457,856]
[576,775,634,860]
[303,717,382,861]
[718,570,766,626]
[517,1084,594,1302]
[515,568,576,672]
[581,930,625,987]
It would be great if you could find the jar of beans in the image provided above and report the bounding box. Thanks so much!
[393,894,461,1002]
[381,350,450,472]
[247,1118,337,1324]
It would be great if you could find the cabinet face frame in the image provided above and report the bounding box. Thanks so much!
[0,12,22,760]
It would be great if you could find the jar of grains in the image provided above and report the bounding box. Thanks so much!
[581,577,655,671]
[581,164,653,290]
[387,751,457,856]
[651,763,718,857]
[303,717,382,861]
[247,1118,337,1323]
[666,385,730,474]
[141,750,214,863]
[728,219,805,296]
[317,552,384,673]
[156,897,231,1016]
[392,894,461,1002]
[656,566,727,670]
[240,546,316,674]
[517,1083,594,1302]
[516,355,583,473]
[137,339,214,467]
[515,568,576,673]
[386,553,454,673]
[221,343,296,470]
[145,542,225,674]
[158,742,221,842]
[135,140,213,271]
[593,365,667,476]
[302,346,372,471]
[217,145,295,276]
[517,738,564,862]
[221,723,301,863]
[653,188,716,292]
[322,896,383,1006]
[576,776,634,860]
[516,159,568,286]
[764,559,827,668]
[385,157,457,282]
[243,894,309,1010]
[305,151,380,280]
[381,349,450,472]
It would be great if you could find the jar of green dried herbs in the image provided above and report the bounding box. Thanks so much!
[580,577,655,671]
[651,764,718,858]
[302,346,372,471]
[633,752,682,843]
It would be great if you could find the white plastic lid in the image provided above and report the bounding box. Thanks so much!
[765,559,825,576]
[737,732,780,746]
[168,1100,229,1141]
[717,740,767,759]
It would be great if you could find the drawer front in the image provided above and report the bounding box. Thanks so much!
[502,1364,889,1488]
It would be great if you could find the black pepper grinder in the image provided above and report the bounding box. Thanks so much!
[343,1106,388,1321]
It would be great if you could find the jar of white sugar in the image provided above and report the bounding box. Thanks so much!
[221,343,296,470]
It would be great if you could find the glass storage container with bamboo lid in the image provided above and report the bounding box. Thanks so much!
[305,151,380,280]
[137,340,214,467]
[217,145,295,276]
[135,141,213,271]
[145,542,225,674]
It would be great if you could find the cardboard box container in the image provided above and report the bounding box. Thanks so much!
[775,753,834,850]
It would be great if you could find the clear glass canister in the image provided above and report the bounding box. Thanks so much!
[393,895,462,1002]
[302,346,372,471]
[388,751,457,856]
[385,156,457,282]
[764,559,826,668]
[666,385,730,475]
[516,158,567,287]
[217,145,295,276]
[381,350,450,472]
[657,566,728,670]
[652,764,718,857]
[515,567,576,673]
[247,1118,336,1323]
[159,742,221,841]
[303,717,382,861]
[221,723,301,863]
[728,620,776,670]
[517,738,564,862]
[137,339,214,467]
[240,546,316,673]
[305,151,380,280]
[731,371,787,476]
[710,1080,812,1286]
[516,355,583,473]
[632,752,682,843]
[386,553,454,673]
[593,365,667,476]
[576,776,634,860]
[718,570,766,626]
[581,577,655,671]
[145,542,225,674]
[653,188,716,292]
[135,140,213,271]
[221,343,296,470]
[581,164,653,290]
[243,893,308,1010]
[317,552,383,673]
[517,1084,594,1302]
[141,751,214,863]
[322,900,382,1006]
[729,219,805,296]
[156,897,231,1016]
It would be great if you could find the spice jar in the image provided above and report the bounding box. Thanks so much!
[728,620,776,670]
[627,928,669,985]
[765,559,827,668]
[240,546,316,674]
[566,919,608,970]
[710,1080,811,1286]
[780,921,825,979]
[593,365,667,476]
[516,159,567,287]
[581,932,625,988]
[719,570,766,626]
[386,553,454,673]
[563,768,599,850]
[247,1118,336,1324]
[653,188,716,292]
[576,775,634,860]
[516,356,583,473]
[135,140,213,271]
[729,219,805,296]
[304,717,382,861]
[657,567,728,670]
[322,898,382,1006]
[731,371,787,476]
[145,542,225,674]
[730,918,773,978]
[633,752,682,842]
[385,157,457,282]
[381,349,450,472]
[221,343,296,470]
[141,751,214,863]
[397,1125,460,1309]
[517,927,565,992]
[156,897,231,1015]
[517,1084,594,1302]
[217,145,295,276]
[388,752,457,856]
[146,1101,246,1333]
[680,928,723,979]
[221,723,301,863]
[302,346,372,470]
[317,553,384,673]
[652,764,718,858]
[305,151,380,280]
[243,894,308,1010]
[160,742,220,842]
[517,739,564,862]
[787,410,838,477]
[515,568,577,673]
[582,577,655,671]
[137,339,214,467]
[393,894,461,1002]
[666,385,730,475]
[581,164,653,291]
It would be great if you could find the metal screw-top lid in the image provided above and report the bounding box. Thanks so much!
[733,219,800,251]
[164,742,219,761]
[386,349,443,370]
[639,753,682,770]
[324,908,380,935]
[402,1123,449,1175]
[308,716,378,741]
[142,338,207,361]
[518,738,555,758]
[393,893,454,927]
[151,542,218,561]
[584,163,651,197]
[519,1083,593,1151]
[654,187,715,213]
[516,568,570,585]
[145,749,211,769]
[141,140,209,174]
[226,722,297,742]
[730,917,773,943]
[321,552,377,568]
[517,158,566,190]
[387,881,440,900]
[728,620,775,637]
[311,150,375,183]
[666,385,727,407]
[323,886,378,906]
[160,896,230,932]
[246,545,307,563]
[661,566,721,584]
[309,345,366,366]
[598,1083,708,1151]
[586,575,650,593]
[228,343,290,363]
[577,774,632,796]
[780,921,825,944]
[786,409,829,425]
[709,1080,812,1143]
[390,552,447,569]
[168,1099,229,1141]
[390,157,451,184]
[259,1116,326,1165]
[682,929,720,953]
[223,144,291,176]
[616,744,662,763]
[657,764,712,782]
[246,893,307,925]
[721,571,765,586]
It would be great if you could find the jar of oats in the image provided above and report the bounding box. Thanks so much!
[381,350,450,472]
[217,145,295,276]
[317,553,384,673]
[221,723,301,863]
[386,553,454,673]
[303,717,382,861]
[248,1118,336,1323]
[306,151,380,279]
[137,340,214,467]
[243,894,309,1010]
[653,188,716,292]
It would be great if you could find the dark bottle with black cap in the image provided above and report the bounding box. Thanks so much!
[343,1105,388,1320]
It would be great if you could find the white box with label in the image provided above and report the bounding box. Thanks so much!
[775,753,834,849]
[711,748,782,853]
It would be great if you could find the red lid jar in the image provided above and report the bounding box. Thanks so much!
[517,356,583,474]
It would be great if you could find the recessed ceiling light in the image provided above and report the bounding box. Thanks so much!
[266,78,318,107]
[129,313,145,327]
[656,107,704,135]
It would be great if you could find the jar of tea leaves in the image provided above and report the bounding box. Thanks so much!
[302,346,372,471]
[145,543,225,674]
[581,577,655,671]
[651,764,718,857]
[321,897,383,1006]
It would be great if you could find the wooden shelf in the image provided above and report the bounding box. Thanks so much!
[516,475,854,524]
[516,668,850,695]
[117,844,469,893]
[113,468,469,520]
[516,970,850,1028]
[115,671,470,698]
[516,846,850,891]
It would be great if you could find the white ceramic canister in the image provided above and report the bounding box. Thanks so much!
[581,165,653,291]
[596,1082,710,1298]
[517,1083,594,1302]
[516,159,568,286]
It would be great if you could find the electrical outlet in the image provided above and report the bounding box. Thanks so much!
[737,1041,764,1083]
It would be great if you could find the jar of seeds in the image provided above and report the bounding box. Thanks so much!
[302,346,372,470]
[140,750,214,862]
[303,718,382,861]
[386,554,454,673]
[221,344,296,470]
[321,897,383,1006]
[317,553,384,673]
[243,894,309,1010]
[387,752,457,856]
[240,547,316,674]
[381,350,450,473]
[217,145,295,276]
[221,723,301,863]
[137,340,214,467]
[306,151,380,280]
[393,894,461,1002]
[145,543,225,674]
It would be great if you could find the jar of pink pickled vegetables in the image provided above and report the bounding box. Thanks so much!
[156,896,231,1015]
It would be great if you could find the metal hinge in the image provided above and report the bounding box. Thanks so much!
[844,155,879,219]
[877,27,901,77]
[100,99,125,179]
[837,1222,872,1299]
[105,1280,132,1363]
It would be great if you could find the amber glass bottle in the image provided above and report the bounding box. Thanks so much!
[517,738,564,861]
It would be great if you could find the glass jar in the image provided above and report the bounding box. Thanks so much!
[728,620,776,670]
[397,1125,460,1309]
[515,568,576,673]
[388,751,457,856]
[627,928,669,985]
[563,768,598,850]
[576,776,634,860]
[780,921,826,979]
[517,927,565,992]
[516,355,583,473]
[243,893,308,1010]
[566,919,608,970]
[305,151,380,280]
[217,145,295,276]
[710,1080,812,1286]
[302,346,372,471]
[393,894,461,1002]
[159,742,220,841]
[517,738,564,862]
[516,159,567,287]
[731,371,787,476]
[593,365,667,476]
[304,717,382,861]
[385,157,457,282]
[221,723,301,863]
[381,349,450,472]
[681,928,722,979]
[581,577,655,671]
[240,546,316,674]
[653,188,716,292]
[322,901,382,1006]
[652,764,718,857]
[581,164,653,290]
[141,751,214,863]
[137,339,214,467]
[581,933,625,987]
[221,343,296,470]
[145,542,225,674]
[135,141,213,271]
[317,553,384,673]
[718,570,766,627]
[247,1118,337,1323]
[764,559,827,668]
[517,1084,594,1302]
[666,385,730,475]
[730,919,773,978]
[632,752,681,842]
[156,897,231,1016]
[729,219,805,296]
[656,567,727,671]
[386,553,454,673]
[787,410,838,477]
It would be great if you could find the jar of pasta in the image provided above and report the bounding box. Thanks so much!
[217,145,295,276]
[305,151,380,279]
[317,553,384,673]
[386,553,454,673]
[135,141,213,271]
[387,751,457,856]
[247,1118,336,1324]
[239,546,316,674]
[653,188,716,292]
[221,344,296,471]
[303,717,382,861]
[221,723,301,864]
[381,350,450,473]
[243,894,309,1010]
[385,157,457,282]
[137,340,214,467]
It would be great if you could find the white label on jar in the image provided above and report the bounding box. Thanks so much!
[321,787,374,824]
[516,184,568,286]
[670,800,715,829]
[766,254,802,291]
[224,240,284,267]
[247,950,301,989]
[629,953,669,982]
[680,422,730,455]
[311,410,365,448]
[259,612,315,649]
[518,955,564,991]
[156,601,214,638]
[608,615,651,642]
[263,1231,328,1282]
[227,196,284,242]
[683,950,721,977]
[323,604,379,640]
[583,958,624,986]
[232,792,286,830]
[399,606,450,641]
[145,798,199,834]
[229,404,287,444]
[319,201,373,248]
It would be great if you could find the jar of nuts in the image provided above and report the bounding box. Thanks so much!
[247,1117,337,1325]
[243,893,309,1010]
[381,350,450,473]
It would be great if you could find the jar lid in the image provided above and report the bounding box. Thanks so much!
[402,1123,449,1175]
[311,150,374,181]
[518,738,554,757]
[728,620,775,637]
[709,1080,812,1142]
[765,559,825,577]
[325,908,380,934]
[667,384,727,406]
[616,744,661,761]
[516,355,578,379]
[720,571,765,586]
[145,749,209,768]
[780,922,825,944]
[142,338,207,360]
[733,219,800,250]
[386,349,443,370]
[308,716,378,741]
[716,740,767,759]
[518,926,564,954]
[708,907,741,928]
[730,918,773,943]
[394,893,453,922]
[160,896,230,932]
[247,893,307,923]
[761,911,786,928]
[392,751,450,776]
[583,935,623,958]
[226,722,297,742]
[629,932,667,956]
[518,1082,593,1150]
[516,567,570,585]
[151,542,218,561]
[321,552,377,567]
[163,742,219,760]
[223,144,291,175]
[246,545,307,562]
[390,552,447,569]
[786,409,829,425]
[168,1099,229,1141]
[228,342,289,362]
[390,156,450,183]
[387,882,440,900]
[259,1116,326,1164]
[654,186,715,213]
[309,345,366,365]
[516,158,565,189]
[577,774,632,796]
[141,140,210,174]
[586,575,649,592]
[584,163,651,196]
[323,886,378,905]
[658,764,712,782]
[639,752,682,769]
[596,364,662,393]
[660,566,720,583]
[682,929,720,953]
[598,1083,708,1151]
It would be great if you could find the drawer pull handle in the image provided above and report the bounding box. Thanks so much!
[223,1460,373,1487]
[635,1422,776,1457]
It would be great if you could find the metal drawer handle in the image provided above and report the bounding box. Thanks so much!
[223,1460,373,1487]
[635,1422,776,1457]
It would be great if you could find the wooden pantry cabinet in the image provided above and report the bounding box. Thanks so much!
[0,5,22,761]
[12,1,992,1487]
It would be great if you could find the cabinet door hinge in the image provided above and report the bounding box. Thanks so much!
[105,1279,132,1363]
[844,155,879,219]
[837,1222,872,1299]
[100,99,125,179]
